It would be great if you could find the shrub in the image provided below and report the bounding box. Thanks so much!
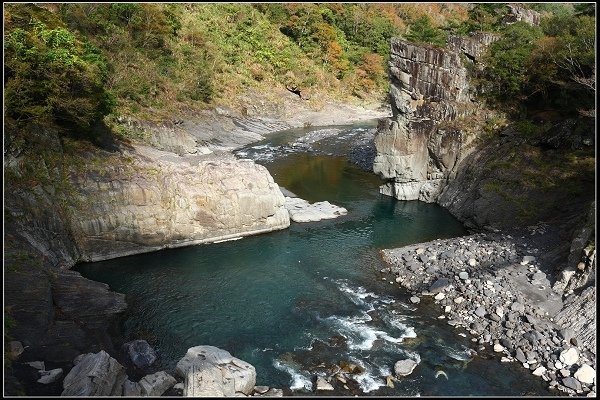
[4,5,114,142]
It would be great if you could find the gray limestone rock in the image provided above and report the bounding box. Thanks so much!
[123,380,142,397]
[562,377,583,391]
[394,359,419,377]
[429,278,451,294]
[26,361,45,370]
[72,156,290,261]
[284,197,347,223]
[123,340,157,369]
[138,371,176,396]
[315,377,334,391]
[177,346,256,396]
[37,368,63,384]
[515,348,527,363]
[62,350,127,396]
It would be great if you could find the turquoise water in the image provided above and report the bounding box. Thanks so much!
[77,124,553,396]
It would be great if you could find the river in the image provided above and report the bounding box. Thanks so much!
[77,121,553,396]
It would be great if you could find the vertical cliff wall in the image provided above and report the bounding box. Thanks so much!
[373,34,498,202]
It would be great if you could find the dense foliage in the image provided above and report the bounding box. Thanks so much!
[478,9,596,118]
[4,5,114,142]
[3,3,595,150]
[4,3,469,145]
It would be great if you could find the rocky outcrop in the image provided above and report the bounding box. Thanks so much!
[552,202,596,295]
[553,286,596,354]
[4,234,126,365]
[505,4,541,26]
[373,37,492,202]
[284,197,348,223]
[62,350,127,396]
[394,359,418,377]
[175,346,256,397]
[68,148,290,261]
[122,340,157,370]
[130,371,177,396]
[447,32,501,62]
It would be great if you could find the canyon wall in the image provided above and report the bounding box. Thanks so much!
[373,34,498,202]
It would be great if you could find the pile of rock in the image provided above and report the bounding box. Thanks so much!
[381,233,596,396]
[58,344,283,397]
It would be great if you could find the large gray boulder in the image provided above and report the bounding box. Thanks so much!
[122,340,157,369]
[394,359,419,377]
[284,197,347,223]
[176,346,256,397]
[62,350,127,396]
[138,371,177,396]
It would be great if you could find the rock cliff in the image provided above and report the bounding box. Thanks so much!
[68,147,290,262]
[373,36,495,202]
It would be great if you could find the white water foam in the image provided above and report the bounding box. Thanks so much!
[348,357,392,393]
[322,313,409,350]
[387,316,417,339]
[441,343,474,361]
[333,279,382,310]
[272,359,312,391]
[293,128,342,145]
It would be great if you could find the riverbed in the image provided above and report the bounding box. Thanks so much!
[77,121,553,396]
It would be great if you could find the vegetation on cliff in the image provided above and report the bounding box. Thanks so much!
[3,3,471,147]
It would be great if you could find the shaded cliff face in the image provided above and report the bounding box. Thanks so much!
[373,37,494,202]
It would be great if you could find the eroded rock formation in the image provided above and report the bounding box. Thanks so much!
[68,148,290,261]
[373,37,494,202]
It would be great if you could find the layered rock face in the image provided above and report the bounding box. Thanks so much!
[70,148,290,261]
[373,37,491,202]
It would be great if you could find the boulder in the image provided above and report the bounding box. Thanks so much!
[493,343,505,353]
[123,340,157,369]
[394,359,418,377]
[574,364,595,384]
[26,361,45,370]
[7,341,24,360]
[515,348,527,363]
[559,348,579,366]
[315,376,334,391]
[562,377,582,391]
[254,386,270,394]
[71,158,291,261]
[123,380,142,397]
[263,388,284,397]
[38,368,63,384]
[429,278,451,293]
[284,197,347,223]
[521,256,536,265]
[459,271,469,280]
[532,366,546,376]
[138,371,177,396]
[62,350,127,396]
[176,346,256,396]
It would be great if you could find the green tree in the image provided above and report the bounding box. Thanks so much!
[479,22,543,108]
[404,15,447,47]
[4,5,114,142]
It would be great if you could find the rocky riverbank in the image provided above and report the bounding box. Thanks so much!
[379,228,596,396]
[3,98,389,395]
